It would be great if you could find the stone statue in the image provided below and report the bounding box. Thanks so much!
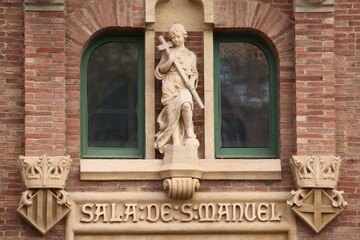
[154,23,203,153]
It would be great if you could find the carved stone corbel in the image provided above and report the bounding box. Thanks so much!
[17,155,72,235]
[287,155,347,233]
[159,146,203,199]
[163,178,200,199]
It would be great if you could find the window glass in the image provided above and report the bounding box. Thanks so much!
[81,35,144,158]
[87,42,138,148]
[219,42,270,148]
[215,36,277,158]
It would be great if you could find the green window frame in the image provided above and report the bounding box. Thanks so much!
[214,34,278,158]
[81,34,145,158]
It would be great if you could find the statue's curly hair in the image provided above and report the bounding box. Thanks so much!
[169,23,188,38]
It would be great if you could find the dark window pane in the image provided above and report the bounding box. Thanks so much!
[219,42,270,148]
[87,42,138,148]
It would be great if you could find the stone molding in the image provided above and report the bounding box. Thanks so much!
[17,155,72,235]
[294,0,334,13]
[287,155,347,233]
[25,0,65,12]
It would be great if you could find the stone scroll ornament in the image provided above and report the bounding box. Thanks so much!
[287,156,347,233]
[17,155,72,235]
[154,23,204,199]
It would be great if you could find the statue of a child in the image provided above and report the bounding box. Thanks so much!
[154,23,200,153]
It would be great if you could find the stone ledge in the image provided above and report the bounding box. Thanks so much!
[294,0,334,13]
[25,0,64,12]
[80,159,281,181]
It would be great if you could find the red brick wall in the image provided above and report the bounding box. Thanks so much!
[0,0,25,238]
[294,11,336,155]
[0,0,359,239]
[24,11,66,156]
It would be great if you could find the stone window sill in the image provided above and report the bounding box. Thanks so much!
[80,159,281,180]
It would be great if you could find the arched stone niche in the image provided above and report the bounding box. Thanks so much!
[155,0,203,31]
[146,0,214,30]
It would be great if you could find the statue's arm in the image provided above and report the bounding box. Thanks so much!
[159,51,175,73]
[189,52,199,89]
[155,52,168,80]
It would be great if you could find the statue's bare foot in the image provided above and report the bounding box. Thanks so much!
[185,137,199,148]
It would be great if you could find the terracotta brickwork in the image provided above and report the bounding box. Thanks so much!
[24,11,66,156]
[0,0,25,238]
[294,11,336,155]
[0,0,359,239]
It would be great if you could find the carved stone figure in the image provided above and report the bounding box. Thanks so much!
[154,23,203,153]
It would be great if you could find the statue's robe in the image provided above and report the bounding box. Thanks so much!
[154,47,198,153]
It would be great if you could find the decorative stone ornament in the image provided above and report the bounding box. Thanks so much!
[18,155,72,189]
[17,189,71,235]
[160,145,203,199]
[163,178,200,199]
[287,156,347,233]
[289,155,341,189]
[17,155,72,235]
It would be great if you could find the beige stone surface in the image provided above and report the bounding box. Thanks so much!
[80,158,281,180]
[145,29,156,158]
[66,192,296,240]
[203,28,215,159]
[294,0,334,12]
[75,234,288,240]
[154,0,204,31]
[160,145,202,179]
[25,0,64,11]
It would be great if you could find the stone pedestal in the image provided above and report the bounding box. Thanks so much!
[160,145,203,199]
[160,145,203,178]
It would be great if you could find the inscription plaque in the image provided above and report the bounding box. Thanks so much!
[66,192,296,240]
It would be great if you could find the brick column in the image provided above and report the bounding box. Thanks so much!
[294,0,336,155]
[24,0,66,156]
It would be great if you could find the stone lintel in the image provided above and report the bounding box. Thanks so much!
[25,0,64,12]
[294,0,334,13]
